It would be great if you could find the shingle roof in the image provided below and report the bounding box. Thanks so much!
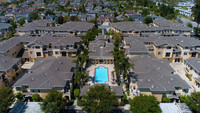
[185,58,200,73]
[32,34,81,46]
[0,55,20,71]
[153,19,192,31]
[16,19,54,31]
[89,35,114,59]
[54,22,94,31]
[124,36,149,54]
[130,55,190,92]
[141,35,200,47]
[0,35,37,53]
[13,57,76,89]
[111,21,158,32]
[0,23,12,29]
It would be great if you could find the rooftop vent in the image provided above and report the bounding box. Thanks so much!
[2,60,6,63]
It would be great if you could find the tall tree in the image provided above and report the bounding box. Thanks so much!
[0,87,15,113]
[19,18,26,26]
[186,92,200,113]
[56,15,64,24]
[192,0,200,34]
[30,12,39,20]
[129,94,161,113]
[79,85,118,113]
[40,89,65,113]
[144,16,153,24]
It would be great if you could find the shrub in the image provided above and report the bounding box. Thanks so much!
[74,89,80,97]
[32,93,41,102]
[122,94,127,102]
[180,95,187,103]
[127,91,130,96]
[16,92,23,101]
[162,97,170,103]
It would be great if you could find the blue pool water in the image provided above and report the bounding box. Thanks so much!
[94,67,108,83]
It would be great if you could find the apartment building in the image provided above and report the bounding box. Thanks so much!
[13,57,76,99]
[184,59,200,88]
[123,36,150,57]
[111,21,158,37]
[0,35,37,58]
[24,35,81,62]
[16,19,94,36]
[16,19,55,36]
[110,20,192,36]
[152,19,192,36]
[89,35,114,64]
[129,55,190,101]
[0,55,21,87]
[142,35,200,63]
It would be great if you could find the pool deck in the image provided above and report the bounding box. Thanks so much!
[86,64,117,86]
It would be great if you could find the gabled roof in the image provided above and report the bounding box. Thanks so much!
[111,21,158,32]
[130,55,190,92]
[153,19,192,31]
[141,35,200,47]
[185,58,200,73]
[54,22,94,31]
[89,35,114,59]
[0,55,20,72]
[13,57,76,89]
[124,36,149,54]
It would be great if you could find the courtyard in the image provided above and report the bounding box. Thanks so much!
[86,64,117,86]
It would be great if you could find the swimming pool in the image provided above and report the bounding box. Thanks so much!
[94,66,108,83]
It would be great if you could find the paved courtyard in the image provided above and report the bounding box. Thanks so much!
[86,64,117,86]
[170,63,200,93]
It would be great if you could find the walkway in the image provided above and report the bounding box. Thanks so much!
[170,63,200,93]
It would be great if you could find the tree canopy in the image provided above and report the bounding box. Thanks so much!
[186,92,200,113]
[32,93,41,102]
[0,87,15,113]
[16,92,23,101]
[79,85,118,113]
[30,12,39,20]
[144,16,153,24]
[19,18,25,26]
[129,94,161,113]
[40,89,65,113]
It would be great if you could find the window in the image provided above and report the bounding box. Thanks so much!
[31,89,34,92]
[55,51,59,55]
[7,69,10,73]
[158,52,162,55]
[192,53,196,57]
[36,52,41,57]
[30,51,34,55]
[55,46,59,49]
[185,47,189,49]
[16,87,20,91]
[35,46,40,49]
[167,47,171,49]
[165,52,171,57]
[184,52,188,55]
[30,46,34,49]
